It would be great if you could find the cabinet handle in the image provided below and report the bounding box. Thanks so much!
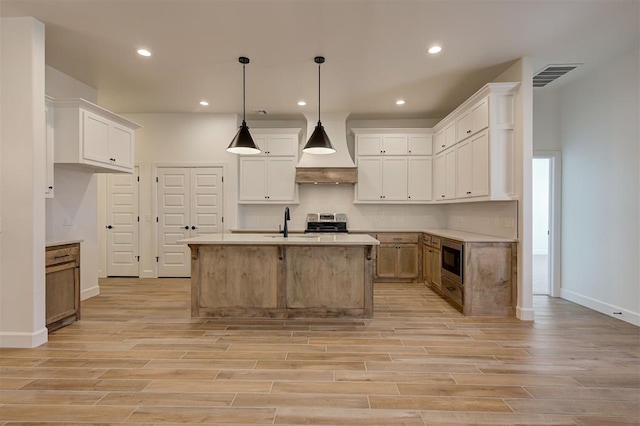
[441,144,445,148]
[106,225,113,229]
[110,158,116,162]
[48,186,53,189]
[466,130,471,134]
[466,191,471,194]
[184,226,189,230]
[446,286,456,292]
[53,254,70,259]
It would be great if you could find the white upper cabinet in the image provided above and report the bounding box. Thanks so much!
[434,121,456,154]
[353,129,433,203]
[52,98,140,173]
[456,96,489,142]
[408,134,432,156]
[356,134,408,156]
[432,82,519,201]
[238,128,300,203]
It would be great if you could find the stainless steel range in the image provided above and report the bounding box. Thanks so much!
[305,213,348,233]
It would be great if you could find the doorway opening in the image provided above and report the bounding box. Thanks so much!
[532,152,561,297]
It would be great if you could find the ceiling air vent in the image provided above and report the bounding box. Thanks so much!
[533,64,581,88]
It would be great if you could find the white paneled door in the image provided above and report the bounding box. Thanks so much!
[106,167,139,276]
[157,167,223,277]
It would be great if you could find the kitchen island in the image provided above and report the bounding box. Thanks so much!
[179,234,379,319]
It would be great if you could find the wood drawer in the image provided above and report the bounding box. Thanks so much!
[376,233,419,244]
[46,245,80,267]
[429,235,441,249]
[441,276,463,308]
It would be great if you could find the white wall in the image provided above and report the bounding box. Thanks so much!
[533,89,562,151]
[560,48,639,326]
[444,201,518,239]
[0,17,47,347]
[44,68,100,299]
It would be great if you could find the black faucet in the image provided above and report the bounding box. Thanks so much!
[283,207,290,237]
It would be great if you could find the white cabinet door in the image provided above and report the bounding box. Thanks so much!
[106,168,139,277]
[456,139,473,198]
[239,157,268,201]
[109,124,134,169]
[471,131,489,197]
[382,135,408,155]
[408,134,432,156]
[267,157,296,201]
[457,97,489,142]
[434,129,446,153]
[45,102,54,197]
[457,130,489,198]
[265,135,297,156]
[83,110,111,164]
[382,157,408,200]
[445,122,456,150]
[408,157,432,201]
[356,157,383,200]
[435,147,456,201]
[357,135,384,156]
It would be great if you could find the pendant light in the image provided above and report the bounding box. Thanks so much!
[303,56,336,154]
[227,56,261,154]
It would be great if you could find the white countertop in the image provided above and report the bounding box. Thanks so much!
[422,229,516,243]
[179,233,380,246]
[46,239,83,247]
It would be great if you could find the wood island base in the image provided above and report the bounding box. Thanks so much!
[184,235,378,319]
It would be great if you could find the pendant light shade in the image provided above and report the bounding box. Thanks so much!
[227,57,261,155]
[303,56,336,154]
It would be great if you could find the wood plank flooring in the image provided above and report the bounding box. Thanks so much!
[1,278,638,425]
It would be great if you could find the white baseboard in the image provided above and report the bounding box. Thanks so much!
[0,327,48,348]
[81,285,100,301]
[561,288,640,327]
[516,306,535,321]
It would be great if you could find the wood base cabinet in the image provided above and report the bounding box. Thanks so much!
[375,233,420,281]
[423,234,441,291]
[462,242,517,316]
[45,243,80,332]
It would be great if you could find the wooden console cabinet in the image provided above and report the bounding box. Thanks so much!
[45,242,81,331]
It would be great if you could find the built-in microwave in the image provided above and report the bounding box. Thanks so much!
[441,239,463,284]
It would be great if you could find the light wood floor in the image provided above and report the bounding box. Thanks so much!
[1,278,639,425]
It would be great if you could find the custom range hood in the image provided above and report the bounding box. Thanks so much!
[295,112,357,184]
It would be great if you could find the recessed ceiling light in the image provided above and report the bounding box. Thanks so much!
[428,45,442,54]
[137,49,151,57]
[199,101,209,106]
[396,99,405,105]
[297,101,307,106]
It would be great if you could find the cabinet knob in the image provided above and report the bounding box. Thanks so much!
[446,286,456,292]
[408,196,411,199]
[441,144,445,148]
[441,195,445,198]
[191,226,198,230]
[106,225,113,229]
[184,226,189,230]
[48,186,53,189]
[467,130,471,134]
[466,191,471,194]
[110,158,116,162]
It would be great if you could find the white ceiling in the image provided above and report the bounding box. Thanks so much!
[1,0,638,120]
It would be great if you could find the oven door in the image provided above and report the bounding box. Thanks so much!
[441,240,463,284]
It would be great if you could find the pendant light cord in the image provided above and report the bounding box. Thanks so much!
[317,61,321,125]
[242,61,246,125]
